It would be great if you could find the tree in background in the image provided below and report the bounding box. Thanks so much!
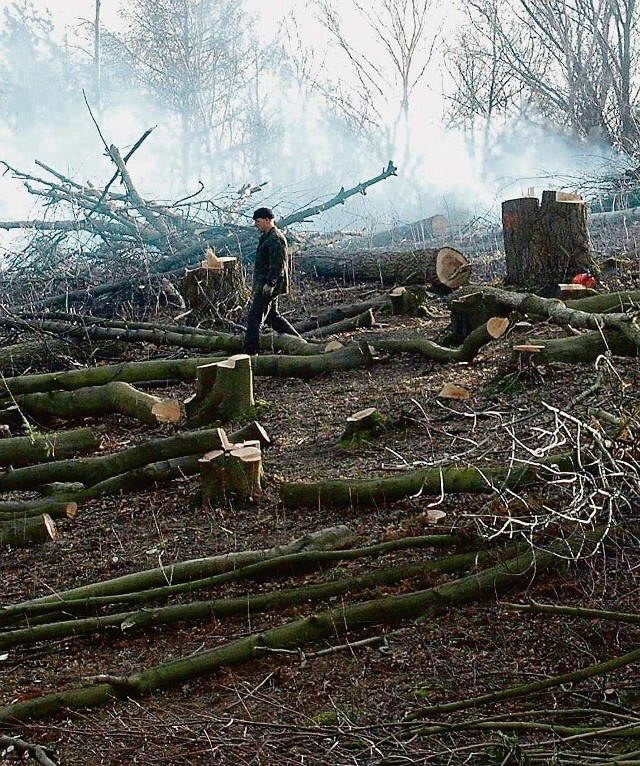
[447,0,640,156]
[311,0,444,168]
[0,0,85,136]
[112,0,258,187]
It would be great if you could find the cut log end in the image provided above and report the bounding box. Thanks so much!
[150,399,183,424]
[486,317,510,339]
[435,248,472,289]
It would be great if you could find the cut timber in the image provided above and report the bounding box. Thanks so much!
[0,499,77,521]
[438,383,470,400]
[199,445,262,505]
[341,407,383,441]
[295,246,471,291]
[186,354,254,426]
[16,382,182,426]
[180,251,247,318]
[302,309,376,338]
[0,427,99,468]
[0,513,56,547]
[558,283,598,300]
[503,191,594,289]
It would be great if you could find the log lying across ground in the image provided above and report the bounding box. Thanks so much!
[281,452,578,509]
[0,343,375,398]
[14,382,181,426]
[0,427,99,467]
[0,513,56,547]
[0,544,556,724]
[295,246,471,290]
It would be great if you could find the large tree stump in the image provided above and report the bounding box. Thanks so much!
[180,248,248,319]
[185,354,254,426]
[295,246,471,291]
[503,191,594,289]
[199,445,262,505]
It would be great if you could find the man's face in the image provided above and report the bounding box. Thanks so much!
[254,217,272,233]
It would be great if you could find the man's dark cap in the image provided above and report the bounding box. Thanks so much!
[253,207,274,220]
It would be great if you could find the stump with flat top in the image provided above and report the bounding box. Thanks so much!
[180,248,248,319]
[340,407,384,442]
[503,191,594,289]
[186,354,254,426]
[199,445,263,505]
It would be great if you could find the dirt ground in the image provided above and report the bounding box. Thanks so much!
[0,220,639,765]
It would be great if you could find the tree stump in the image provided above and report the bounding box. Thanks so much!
[340,407,384,442]
[389,285,430,316]
[503,191,594,290]
[199,445,262,505]
[186,354,254,426]
[180,248,248,320]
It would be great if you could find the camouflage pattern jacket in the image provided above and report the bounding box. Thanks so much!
[252,226,290,296]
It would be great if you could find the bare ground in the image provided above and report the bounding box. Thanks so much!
[0,226,640,765]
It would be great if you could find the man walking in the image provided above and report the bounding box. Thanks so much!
[242,207,300,354]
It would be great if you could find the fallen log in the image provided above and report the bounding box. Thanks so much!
[0,513,56,547]
[301,309,376,338]
[0,526,353,623]
[0,499,77,522]
[0,427,99,468]
[281,452,577,509]
[0,428,231,492]
[369,317,509,363]
[293,294,391,333]
[0,344,375,398]
[369,214,450,246]
[15,382,182,426]
[0,545,555,723]
[295,246,471,290]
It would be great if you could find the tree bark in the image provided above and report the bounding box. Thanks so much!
[0,427,98,468]
[0,546,555,723]
[180,252,248,318]
[0,513,56,547]
[295,246,471,290]
[15,382,182,426]
[301,309,376,338]
[281,452,577,509]
[503,192,594,288]
[0,499,77,522]
[199,445,262,504]
[186,354,254,426]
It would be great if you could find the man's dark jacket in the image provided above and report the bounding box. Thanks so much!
[252,226,290,296]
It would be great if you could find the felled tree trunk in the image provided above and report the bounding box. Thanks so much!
[369,214,450,246]
[0,427,98,468]
[180,249,248,318]
[0,513,56,547]
[503,191,594,289]
[0,499,77,522]
[15,381,182,426]
[302,309,376,338]
[186,354,254,427]
[295,246,471,290]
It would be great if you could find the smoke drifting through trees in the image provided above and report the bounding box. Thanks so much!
[0,0,636,241]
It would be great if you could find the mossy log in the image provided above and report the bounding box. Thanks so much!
[199,445,262,504]
[0,513,56,547]
[0,546,554,723]
[0,428,231,492]
[301,309,376,338]
[294,295,391,333]
[0,526,353,625]
[0,499,77,522]
[15,382,182,426]
[186,354,254,426]
[295,246,471,290]
[0,344,375,399]
[369,317,509,363]
[0,427,99,468]
[520,329,638,364]
[281,452,577,509]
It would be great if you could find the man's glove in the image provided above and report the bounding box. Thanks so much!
[262,283,274,299]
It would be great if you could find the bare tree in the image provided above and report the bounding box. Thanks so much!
[311,0,443,164]
[449,0,640,152]
[113,0,254,186]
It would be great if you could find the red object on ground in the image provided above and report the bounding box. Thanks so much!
[571,273,596,288]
